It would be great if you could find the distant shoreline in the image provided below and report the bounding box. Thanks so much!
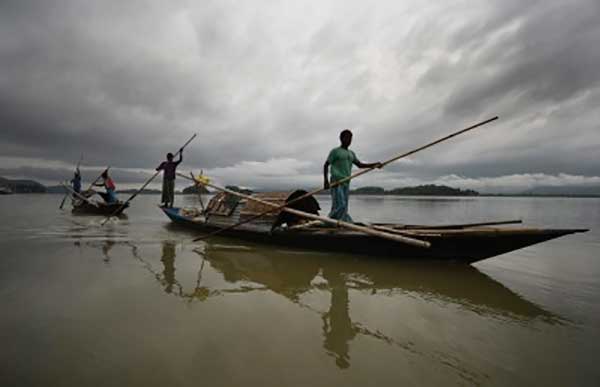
[32,191,600,198]
[313,192,600,198]
[3,176,599,198]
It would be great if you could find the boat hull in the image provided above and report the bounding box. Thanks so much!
[72,201,129,216]
[161,207,587,264]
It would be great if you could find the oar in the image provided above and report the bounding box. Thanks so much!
[198,116,498,240]
[59,153,84,209]
[177,173,430,248]
[59,189,69,209]
[100,134,197,225]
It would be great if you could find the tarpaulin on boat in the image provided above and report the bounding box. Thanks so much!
[205,190,320,228]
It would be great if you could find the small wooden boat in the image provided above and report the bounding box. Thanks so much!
[72,199,129,216]
[161,190,588,264]
[64,186,129,216]
[0,186,13,195]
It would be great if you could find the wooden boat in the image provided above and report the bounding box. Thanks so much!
[161,190,588,264]
[72,199,129,215]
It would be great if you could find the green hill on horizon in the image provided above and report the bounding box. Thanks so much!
[351,184,479,196]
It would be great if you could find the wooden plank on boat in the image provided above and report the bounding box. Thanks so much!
[394,219,523,230]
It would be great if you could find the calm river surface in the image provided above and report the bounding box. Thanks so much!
[1,194,599,386]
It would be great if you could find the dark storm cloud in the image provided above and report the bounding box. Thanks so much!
[434,1,600,118]
[0,0,598,190]
[0,165,153,186]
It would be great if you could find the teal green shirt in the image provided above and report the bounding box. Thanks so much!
[327,147,356,185]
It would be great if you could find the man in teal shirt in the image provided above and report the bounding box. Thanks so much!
[323,129,382,222]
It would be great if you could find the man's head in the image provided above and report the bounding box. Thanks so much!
[167,152,174,161]
[339,129,353,148]
[101,171,108,179]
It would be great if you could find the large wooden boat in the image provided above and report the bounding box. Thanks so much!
[161,191,588,264]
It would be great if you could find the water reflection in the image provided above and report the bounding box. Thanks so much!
[199,246,559,319]
[102,240,115,263]
[161,242,176,293]
[84,239,564,373]
[199,246,562,369]
[321,268,355,368]
[125,241,210,301]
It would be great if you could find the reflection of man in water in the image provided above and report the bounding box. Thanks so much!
[161,242,176,294]
[102,240,115,263]
[322,269,357,369]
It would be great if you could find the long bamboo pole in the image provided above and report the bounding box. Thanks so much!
[198,116,498,240]
[59,191,69,209]
[178,173,430,248]
[399,219,523,230]
[100,134,197,225]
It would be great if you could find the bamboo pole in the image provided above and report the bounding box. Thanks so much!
[198,116,498,239]
[368,224,442,238]
[59,192,69,209]
[399,219,523,230]
[100,134,197,225]
[179,174,430,248]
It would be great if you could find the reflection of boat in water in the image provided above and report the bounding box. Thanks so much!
[201,246,562,369]
[200,245,559,322]
[126,240,562,370]
[161,191,588,263]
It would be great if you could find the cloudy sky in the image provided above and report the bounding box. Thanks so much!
[1,0,599,192]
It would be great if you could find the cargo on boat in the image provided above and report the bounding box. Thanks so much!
[161,190,588,264]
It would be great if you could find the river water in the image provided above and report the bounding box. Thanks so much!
[0,194,598,386]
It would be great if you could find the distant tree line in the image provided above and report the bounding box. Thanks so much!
[350,184,480,196]
[0,177,46,193]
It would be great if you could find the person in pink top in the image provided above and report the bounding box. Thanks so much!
[94,170,118,203]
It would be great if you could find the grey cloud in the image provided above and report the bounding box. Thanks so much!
[0,0,599,188]
[429,1,600,117]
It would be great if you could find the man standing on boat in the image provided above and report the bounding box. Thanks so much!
[156,148,183,208]
[324,129,382,222]
[70,168,82,194]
